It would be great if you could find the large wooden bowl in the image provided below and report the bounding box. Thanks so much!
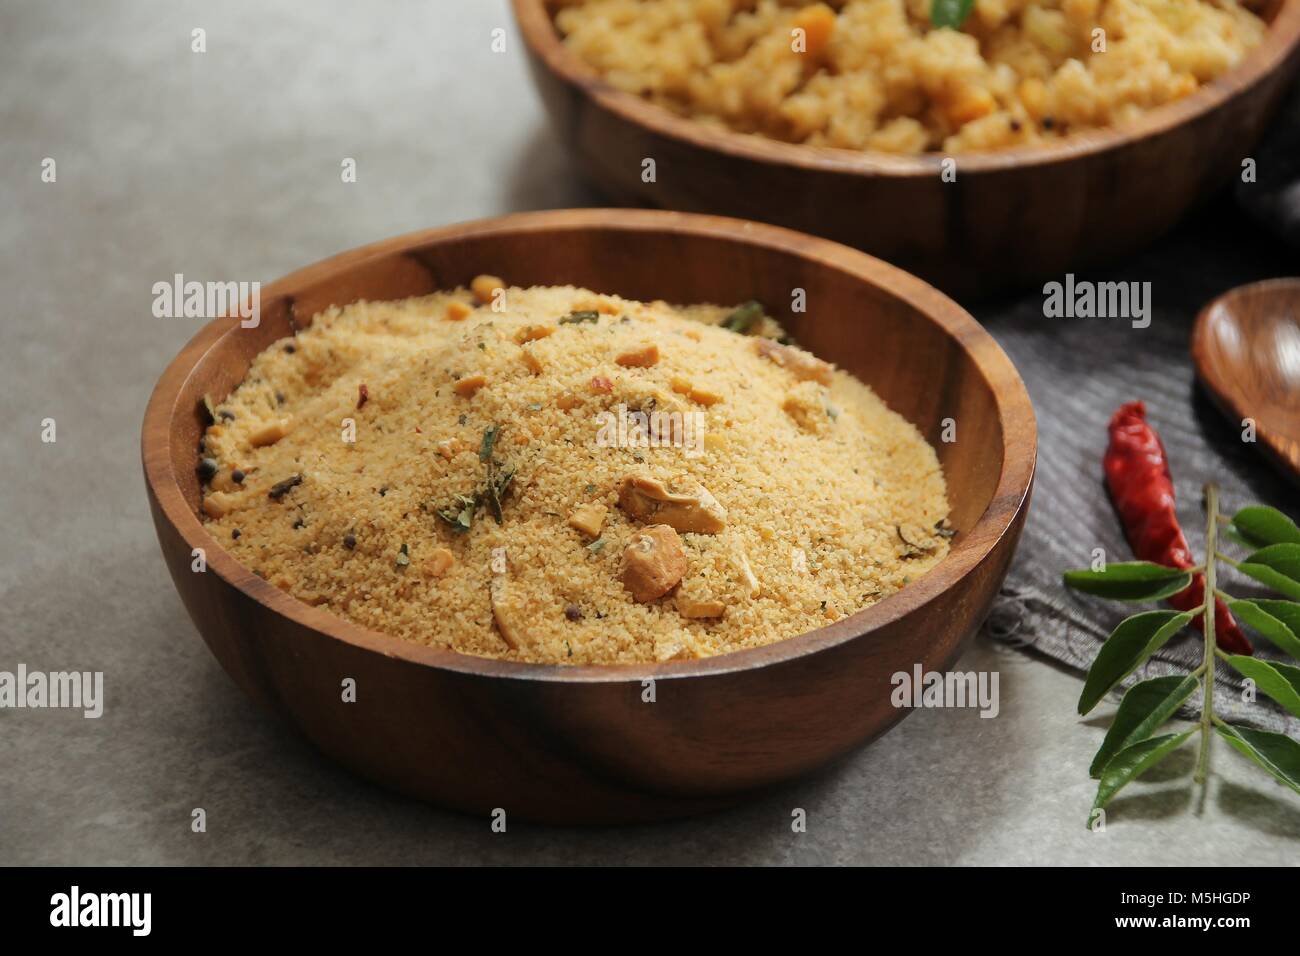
[142,210,1035,823]
[513,0,1300,298]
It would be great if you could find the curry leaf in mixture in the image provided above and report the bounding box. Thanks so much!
[930,0,975,30]
[485,463,515,524]
[436,494,477,534]
[720,300,763,334]
[480,424,501,463]
[268,473,304,501]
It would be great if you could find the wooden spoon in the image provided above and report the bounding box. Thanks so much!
[1192,278,1300,485]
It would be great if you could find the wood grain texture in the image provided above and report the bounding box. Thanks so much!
[1193,277,1300,486]
[141,209,1036,823]
[512,0,1300,299]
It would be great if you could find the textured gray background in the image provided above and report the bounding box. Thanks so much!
[2,0,1298,865]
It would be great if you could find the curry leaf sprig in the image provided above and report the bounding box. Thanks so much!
[1062,487,1300,826]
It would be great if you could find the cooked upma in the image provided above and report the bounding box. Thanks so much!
[199,281,950,665]
[553,0,1266,153]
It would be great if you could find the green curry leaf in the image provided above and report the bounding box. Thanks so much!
[1089,675,1198,778]
[1090,730,1196,825]
[1063,562,1193,602]
[1078,610,1194,715]
[1215,724,1300,796]
[1230,506,1300,549]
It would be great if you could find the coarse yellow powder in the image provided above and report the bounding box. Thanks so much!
[200,282,950,664]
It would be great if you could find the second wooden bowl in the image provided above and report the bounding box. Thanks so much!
[142,210,1035,823]
[513,0,1300,298]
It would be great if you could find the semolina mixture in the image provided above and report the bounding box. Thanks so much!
[553,0,1267,153]
[199,279,950,665]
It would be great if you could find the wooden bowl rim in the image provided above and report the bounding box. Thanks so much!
[512,0,1300,177]
[1192,275,1300,354]
[142,209,1036,683]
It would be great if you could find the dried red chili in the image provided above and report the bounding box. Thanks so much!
[1103,401,1252,654]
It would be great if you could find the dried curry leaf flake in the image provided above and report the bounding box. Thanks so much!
[560,310,600,325]
[896,524,930,559]
[479,423,501,463]
[268,473,303,501]
[486,463,516,524]
[436,494,477,534]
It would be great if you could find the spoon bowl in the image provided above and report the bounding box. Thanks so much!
[1193,278,1300,485]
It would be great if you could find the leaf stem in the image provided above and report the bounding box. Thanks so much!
[1216,551,1239,568]
[1195,483,1220,787]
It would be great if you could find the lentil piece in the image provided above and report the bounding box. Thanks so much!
[471,274,504,305]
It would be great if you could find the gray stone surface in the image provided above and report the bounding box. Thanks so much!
[2,0,1297,865]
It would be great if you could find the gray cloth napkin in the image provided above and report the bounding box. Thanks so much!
[972,84,1300,735]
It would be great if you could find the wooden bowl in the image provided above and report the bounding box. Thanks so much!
[513,0,1300,298]
[142,209,1036,823]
